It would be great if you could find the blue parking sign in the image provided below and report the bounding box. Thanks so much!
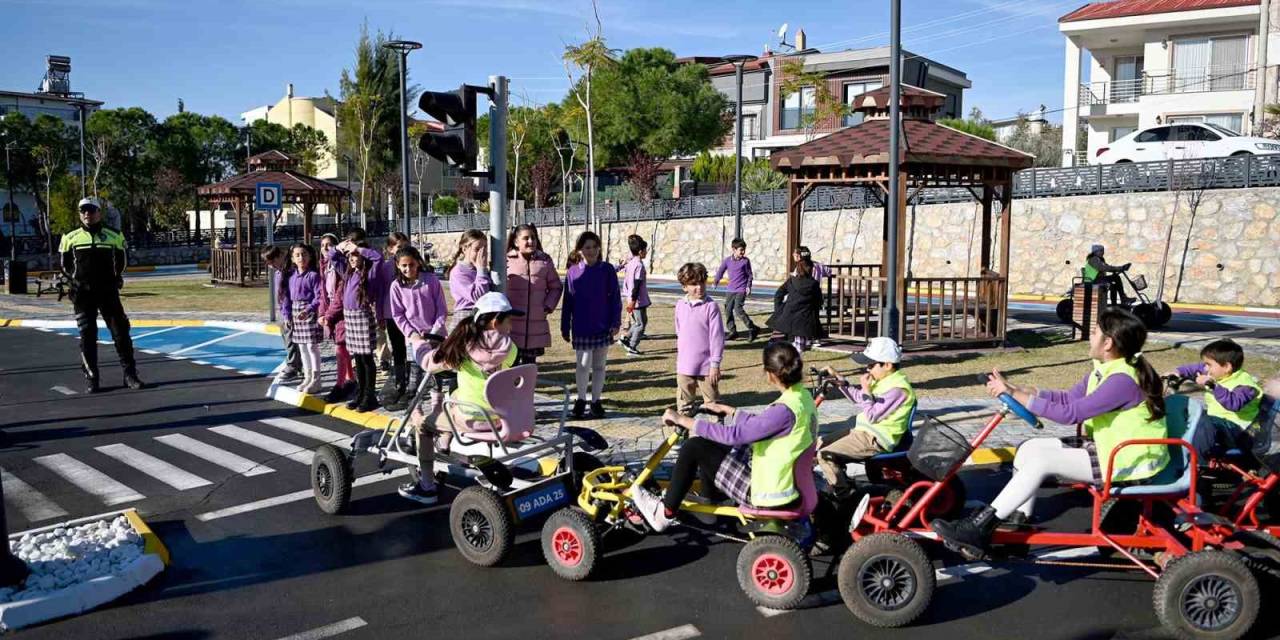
[256,182,282,211]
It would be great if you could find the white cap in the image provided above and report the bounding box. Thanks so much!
[852,337,902,365]
[474,291,524,317]
[77,197,101,210]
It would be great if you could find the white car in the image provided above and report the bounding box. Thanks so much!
[1095,123,1280,164]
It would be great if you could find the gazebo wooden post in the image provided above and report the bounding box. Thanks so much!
[233,199,244,286]
[785,180,800,274]
[302,202,313,245]
[246,196,255,286]
[980,184,994,272]
[998,180,1014,339]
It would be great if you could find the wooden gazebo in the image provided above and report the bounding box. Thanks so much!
[198,150,349,285]
[771,85,1034,348]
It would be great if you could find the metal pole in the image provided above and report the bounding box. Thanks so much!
[5,143,16,263]
[884,0,902,340]
[77,103,87,198]
[397,52,412,237]
[733,61,745,241]
[488,75,509,291]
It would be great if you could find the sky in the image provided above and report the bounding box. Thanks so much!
[0,0,1080,125]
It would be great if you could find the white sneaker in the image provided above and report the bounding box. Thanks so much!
[629,487,672,532]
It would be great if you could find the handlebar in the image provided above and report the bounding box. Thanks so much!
[997,393,1042,430]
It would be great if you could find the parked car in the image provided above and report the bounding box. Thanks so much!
[1095,123,1280,164]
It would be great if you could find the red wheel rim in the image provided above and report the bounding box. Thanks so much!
[928,484,957,517]
[752,553,795,595]
[552,526,583,567]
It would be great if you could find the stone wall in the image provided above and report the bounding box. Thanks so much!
[16,245,209,271]
[420,186,1280,308]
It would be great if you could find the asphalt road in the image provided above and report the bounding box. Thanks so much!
[2,328,1278,640]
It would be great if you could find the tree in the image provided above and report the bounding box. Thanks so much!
[84,109,157,235]
[30,114,75,259]
[938,116,997,141]
[47,174,81,235]
[154,112,239,231]
[529,155,556,208]
[691,151,736,184]
[563,0,618,229]
[1002,114,1063,167]
[1262,103,1280,140]
[338,22,402,218]
[779,58,848,142]
[624,149,663,204]
[742,158,786,192]
[287,123,333,177]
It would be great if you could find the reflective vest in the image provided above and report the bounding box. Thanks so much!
[1205,370,1262,429]
[59,225,127,290]
[853,370,916,451]
[453,345,518,419]
[1084,359,1170,483]
[750,384,817,507]
[1082,261,1100,283]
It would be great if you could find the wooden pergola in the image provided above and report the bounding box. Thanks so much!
[771,85,1034,348]
[198,151,349,286]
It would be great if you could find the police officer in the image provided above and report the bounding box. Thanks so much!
[1083,244,1133,307]
[60,197,144,393]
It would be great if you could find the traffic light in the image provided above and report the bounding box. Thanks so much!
[418,84,487,175]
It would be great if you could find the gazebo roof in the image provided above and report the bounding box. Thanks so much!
[771,119,1035,170]
[198,149,349,202]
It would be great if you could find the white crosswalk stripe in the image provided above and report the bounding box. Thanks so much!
[260,417,351,445]
[34,453,145,506]
[0,469,69,522]
[155,434,275,477]
[95,444,213,491]
[209,425,314,464]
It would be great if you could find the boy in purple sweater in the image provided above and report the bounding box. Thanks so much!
[1167,338,1264,454]
[714,238,760,342]
[673,263,725,416]
[618,235,650,356]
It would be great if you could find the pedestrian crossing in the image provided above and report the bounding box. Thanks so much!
[3,417,362,527]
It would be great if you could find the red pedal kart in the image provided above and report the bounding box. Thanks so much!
[836,392,1266,640]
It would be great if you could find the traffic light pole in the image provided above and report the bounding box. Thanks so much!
[487,75,508,291]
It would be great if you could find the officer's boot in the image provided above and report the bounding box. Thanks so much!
[120,352,145,390]
[81,351,101,394]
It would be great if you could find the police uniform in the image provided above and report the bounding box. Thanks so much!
[59,210,143,391]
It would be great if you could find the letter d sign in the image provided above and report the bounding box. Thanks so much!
[256,182,282,212]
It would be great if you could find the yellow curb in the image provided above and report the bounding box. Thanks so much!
[262,324,281,335]
[1008,292,1278,314]
[131,319,209,328]
[123,266,156,273]
[968,447,1016,465]
[124,508,170,566]
[0,318,14,327]
[294,390,398,430]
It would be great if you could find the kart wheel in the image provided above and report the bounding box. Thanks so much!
[1231,530,1280,599]
[1154,550,1259,640]
[1055,298,1074,324]
[450,486,514,567]
[1133,303,1159,329]
[838,533,935,628]
[737,535,812,610]
[1154,301,1173,328]
[884,478,967,522]
[541,508,600,581]
[812,492,856,556]
[312,444,353,515]
[1096,499,1142,558]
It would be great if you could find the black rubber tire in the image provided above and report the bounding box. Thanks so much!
[1231,530,1280,598]
[1056,298,1074,324]
[1154,301,1173,328]
[1153,550,1260,640]
[885,477,967,521]
[450,486,514,567]
[737,535,813,610]
[312,444,353,515]
[1133,302,1159,329]
[1096,499,1142,558]
[838,533,936,628]
[541,508,600,581]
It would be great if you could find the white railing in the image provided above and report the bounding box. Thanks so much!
[1079,65,1255,105]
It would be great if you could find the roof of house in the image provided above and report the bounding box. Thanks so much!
[0,89,104,107]
[770,118,1034,171]
[1060,0,1257,22]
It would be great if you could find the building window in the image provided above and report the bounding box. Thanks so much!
[1111,56,1144,102]
[842,80,882,127]
[1110,126,1137,142]
[781,86,815,130]
[1167,113,1244,135]
[1171,35,1250,93]
[741,113,759,140]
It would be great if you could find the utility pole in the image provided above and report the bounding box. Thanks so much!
[723,55,754,242]
[77,102,87,198]
[4,138,17,264]
[384,40,422,238]
[884,0,903,341]
[488,75,509,291]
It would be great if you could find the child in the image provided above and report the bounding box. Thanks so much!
[336,240,385,412]
[281,243,324,394]
[815,336,915,492]
[505,223,562,365]
[400,292,522,505]
[317,234,355,401]
[391,244,448,404]
[932,309,1169,558]
[768,250,824,352]
[673,263,724,416]
[448,229,491,331]
[561,231,622,419]
[714,238,759,342]
[262,246,303,382]
[618,234,651,357]
[379,231,414,409]
[630,342,817,531]
[1168,339,1264,454]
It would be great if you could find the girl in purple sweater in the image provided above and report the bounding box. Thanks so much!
[448,229,490,331]
[282,243,324,394]
[560,231,622,419]
[391,245,448,367]
[335,240,384,412]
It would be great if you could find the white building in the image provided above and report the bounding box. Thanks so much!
[990,106,1048,143]
[1059,0,1280,166]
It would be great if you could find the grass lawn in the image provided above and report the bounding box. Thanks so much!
[118,277,272,313]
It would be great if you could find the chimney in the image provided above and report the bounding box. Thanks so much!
[795,28,807,51]
[286,83,294,98]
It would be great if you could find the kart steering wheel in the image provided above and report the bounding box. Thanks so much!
[998,393,1042,429]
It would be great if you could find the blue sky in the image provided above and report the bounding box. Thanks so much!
[0,0,1080,124]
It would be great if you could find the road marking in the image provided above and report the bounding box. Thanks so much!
[133,326,184,340]
[209,424,314,464]
[171,330,249,356]
[0,469,69,522]
[195,468,409,522]
[214,364,235,370]
[274,617,368,640]
[50,386,77,396]
[95,444,213,491]
[155,434,275,477]
[756,590,842,617]
[260,417,351,445]
[142,349,160,355]
[34,454,145,506]
[629,625,701,640]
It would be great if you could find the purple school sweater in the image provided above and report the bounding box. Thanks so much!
[714,256,753,293]
[449,262,490,313]
[338,248,383,312]
[694,404,797,446]
[674,296,724,376]
[1029,369,1148,426]
[561,259,622,340]
[282,270,322,321]
[391,273,448,339]
[1175,363,1260,411]
[621,256,650,308]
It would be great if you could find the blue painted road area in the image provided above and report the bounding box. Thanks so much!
[43,324,284,376]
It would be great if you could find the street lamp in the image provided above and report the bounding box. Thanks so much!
[884,0,903,341]
[2,134,18,264]
[722,54,755,242]
[341,154,355,231]
[382,39,422,237]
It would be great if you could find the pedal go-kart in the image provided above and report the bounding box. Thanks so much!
[837,392,1269,640]
[311,337,607,567]
[540,410,820,610]
[1055,268,1173,329]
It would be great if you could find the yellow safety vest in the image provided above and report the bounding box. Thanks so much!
[1205,370,1263,429]
[453,345,518,418]
[853,370,916,451]
[1084,359,1170,483]
[750,384,817,507]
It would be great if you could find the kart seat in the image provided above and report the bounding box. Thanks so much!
[739,447,818,520]
[1110,395,1204,498]
[819,403,918,466]
[456,364,537,444]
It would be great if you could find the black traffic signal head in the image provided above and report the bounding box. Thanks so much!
[419,85,480,172]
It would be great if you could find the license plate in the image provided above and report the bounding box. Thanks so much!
[510,479,570,521]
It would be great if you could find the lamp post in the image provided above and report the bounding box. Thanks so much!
[76,102,87,198]
[722,55,755,242]
[382,40,422,237]
[884,0,903,341]
[3,135,17,263]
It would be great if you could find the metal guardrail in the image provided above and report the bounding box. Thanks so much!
[1081,65,1256,106]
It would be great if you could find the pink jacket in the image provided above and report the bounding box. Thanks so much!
[505,250,563,350]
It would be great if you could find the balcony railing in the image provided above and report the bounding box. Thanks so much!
[1079,65,1256,105]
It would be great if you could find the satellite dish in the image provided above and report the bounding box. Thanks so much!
[777,23,788,40]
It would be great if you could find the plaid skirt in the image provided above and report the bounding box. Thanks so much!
[714,445,754,507]
[572,331,614,351]
[290,301,321,345]
[345,306,378,355]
